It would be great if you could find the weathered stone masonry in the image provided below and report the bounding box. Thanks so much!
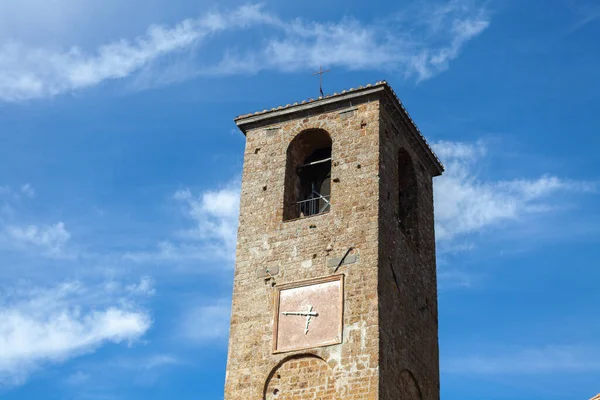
[224,82,443,400]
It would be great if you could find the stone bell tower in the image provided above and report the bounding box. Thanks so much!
[224,81,444,399]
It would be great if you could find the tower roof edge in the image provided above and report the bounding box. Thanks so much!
[234,81,444,175]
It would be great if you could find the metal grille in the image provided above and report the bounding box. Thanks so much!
[296,195,330,217]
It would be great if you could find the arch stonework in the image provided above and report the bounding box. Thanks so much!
[398,148,420,247]
[263,355,338,400]
[283,128,332,220]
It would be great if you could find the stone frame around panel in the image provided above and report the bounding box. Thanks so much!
[272,274,344,354]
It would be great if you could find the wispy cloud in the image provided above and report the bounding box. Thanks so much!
[125,276,156,297]
[125,181,240,266]
[178,298,231,343]
[139,354,181,370]
[0,186,21,219]
[0,4,272,102]
[19,184,34,198]
[4,222,71,256]
[0,279,153,387]
[0,183,35,203]
[213,2,489,82]
[444,345,600,375]
[173,184,240,256]
[85,353,182,372]
[566,2,600,34]
[433,140,596,247]
[62,353,184,394]
[437,268,475,289]
[0,1,490,102]
[65,370,91,386]
[0,184,74,258]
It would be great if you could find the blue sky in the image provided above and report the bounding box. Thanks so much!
[0,0,599,399]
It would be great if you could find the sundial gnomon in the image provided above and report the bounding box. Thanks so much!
[282,304,319,334]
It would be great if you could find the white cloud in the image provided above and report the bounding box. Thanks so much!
[125,181,240,265]
[0,183,35,201]
[0,4,271,102]
[19,184,35,198]
[178,299,231,343]
[61,353,184,393]
[140,354,180,370]
[245,0,490,82]
[444,345,600,375]
[416,7,489,80]
[437,268,474,289]
[65,370,90,386]
[0,280,152,387]
[124,240,210,264]
[125,276,156,297]
[432,140,596,245]
[0,1,490,102]
[566,2,600,34]
[89,353,181,372]
[5,222,70,256]
[173,184,240,252]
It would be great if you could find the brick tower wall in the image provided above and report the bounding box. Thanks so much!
[225,86,441,399]
[225,95,383,399]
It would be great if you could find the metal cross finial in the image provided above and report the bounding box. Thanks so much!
[282,305,319,334]
[312,66,331,97]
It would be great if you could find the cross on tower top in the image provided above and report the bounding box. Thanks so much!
[312,66,331,97]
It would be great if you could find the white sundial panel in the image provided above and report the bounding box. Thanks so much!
[273,275,344,353]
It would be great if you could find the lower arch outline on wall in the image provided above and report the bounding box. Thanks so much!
[263,353,338,400]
